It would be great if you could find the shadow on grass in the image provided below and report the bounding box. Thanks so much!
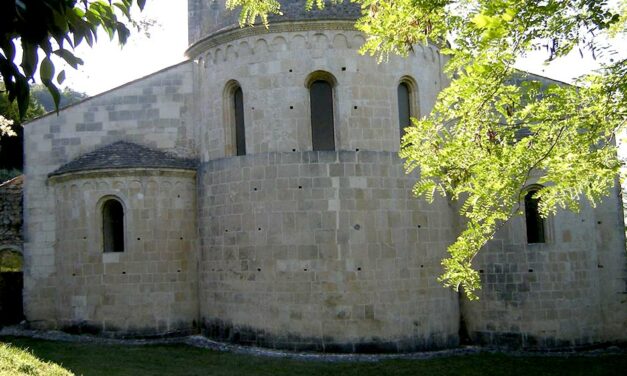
[1,336,626,376]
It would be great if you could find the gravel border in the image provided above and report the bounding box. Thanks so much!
[1,326,624,363]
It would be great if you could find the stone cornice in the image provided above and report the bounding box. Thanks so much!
[48,168,196,184]
[185,20,358,58]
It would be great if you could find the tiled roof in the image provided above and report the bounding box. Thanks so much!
[49,141,197,177]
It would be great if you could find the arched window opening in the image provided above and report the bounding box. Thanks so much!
[309,80,335,151]
[398,82,411,140]
[224,80,246,157]
[233,86,246,156]
[525,190,545,244]
[103,199,125,253]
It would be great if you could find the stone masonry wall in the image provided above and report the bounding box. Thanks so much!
[20,11,627,350]
[23,61,196,329]
[198,151,459,352]
[48,170,197,335]
[462,184,627,348]
[194,27,447,161]
[0,176,23,252]
[187,0,361,48]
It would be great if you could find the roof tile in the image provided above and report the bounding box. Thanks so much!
[49,141,197,176]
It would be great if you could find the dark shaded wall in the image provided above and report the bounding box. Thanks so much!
[0,176,23,249]
[0,126,23,170]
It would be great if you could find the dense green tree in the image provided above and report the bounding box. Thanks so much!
[31,84,88,113]
[231,0,627,297]
[0,83,45,125]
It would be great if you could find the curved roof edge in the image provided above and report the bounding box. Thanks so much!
[186,19,357,58]
[48,141,198,178]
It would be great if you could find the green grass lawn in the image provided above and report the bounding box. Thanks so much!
[1,336,625,376]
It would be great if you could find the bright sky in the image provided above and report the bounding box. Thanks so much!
[61,0,188,96]
[60,1,626,96]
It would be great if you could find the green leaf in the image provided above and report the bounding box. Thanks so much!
[20,42,38,79]
[114,2,131,19]
[116,22,130,45]
[40,57,55,83]
[57,70,66,85]
[43,81,61,113]
[15,75,30,119]
[471,14,491,29]
[0,40,16,65]
[53,49,84,69]
[502,8,516,22]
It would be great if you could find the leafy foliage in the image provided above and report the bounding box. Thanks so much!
[0,83,45,124]
[227,0,282,27]
[31,84,88,113]
[0,169,21,183]
[0,0,146,120]
[231,0,626,298]
[1,80,45,138]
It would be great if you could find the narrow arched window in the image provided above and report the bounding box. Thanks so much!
[398,82,411,140]
[310,80,335,151]
[103,199,124,253]
[224,80,246,157]
[525,190,545,244]
[234,86,246,156]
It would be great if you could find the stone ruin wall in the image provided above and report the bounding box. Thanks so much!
[0,176,23,253]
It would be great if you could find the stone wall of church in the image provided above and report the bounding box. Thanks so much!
[191,25,447,160]
[187,0,361,48]
[19,8,627,350]
[23,62,197,329]
[47,170,197,335]
[461,184,627,348]
[191,24,458,351]
[198,151,459,352]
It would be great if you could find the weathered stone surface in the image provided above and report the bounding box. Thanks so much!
[50,141,198,176]
[48,169,198,335]
[0,175,23,252]
[188,0,362,48]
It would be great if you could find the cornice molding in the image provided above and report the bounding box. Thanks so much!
[48,168,197,184]
[185,20,358,58]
